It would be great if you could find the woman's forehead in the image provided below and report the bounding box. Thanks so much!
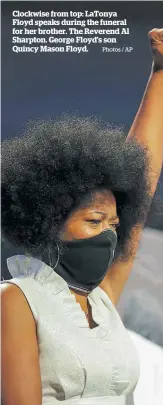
[92,190,115,203]
[85,189,115,204]
[75,189,116,213]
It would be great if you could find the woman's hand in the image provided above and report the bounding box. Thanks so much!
[148,28,163,72]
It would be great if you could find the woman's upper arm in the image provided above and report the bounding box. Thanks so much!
[100,223,144,305]
[1,283,42,405]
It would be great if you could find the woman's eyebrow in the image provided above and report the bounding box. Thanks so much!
[109,215,119,221]
[94,210,105,215]
[87,210,105,215]
[91,211,119,221]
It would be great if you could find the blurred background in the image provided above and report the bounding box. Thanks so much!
[1,0,163,351]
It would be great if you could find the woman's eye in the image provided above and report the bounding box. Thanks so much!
[86,219,101,224]
[111,223,120,229]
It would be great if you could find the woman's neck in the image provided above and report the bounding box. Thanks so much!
[69,288,88,314]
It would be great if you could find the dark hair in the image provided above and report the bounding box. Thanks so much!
[1,115,151,260]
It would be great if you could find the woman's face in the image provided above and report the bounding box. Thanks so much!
[61,189,119,241]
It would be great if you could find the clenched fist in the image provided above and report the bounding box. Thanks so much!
[148,28,163,72]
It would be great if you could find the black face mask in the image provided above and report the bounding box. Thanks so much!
[54,229,117,294]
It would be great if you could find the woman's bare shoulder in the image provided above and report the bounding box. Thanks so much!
[1,282,33,314]
[1,281,25,296]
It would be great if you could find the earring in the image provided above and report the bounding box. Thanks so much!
[48,243,60,269]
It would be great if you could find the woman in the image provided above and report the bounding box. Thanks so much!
[1,29,163,405]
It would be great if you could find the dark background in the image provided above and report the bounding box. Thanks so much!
[1,1,163,279]
[2,1,163,138]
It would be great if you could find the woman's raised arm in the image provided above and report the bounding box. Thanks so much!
[127,28,163,193]
[100,29,163,304]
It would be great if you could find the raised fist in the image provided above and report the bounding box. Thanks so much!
[148,28,163,71]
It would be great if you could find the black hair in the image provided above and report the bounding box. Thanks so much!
[1,115,151,261]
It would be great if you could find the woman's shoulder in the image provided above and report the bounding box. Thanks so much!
[1,282,35,323]
[1,281,23,301]
[0,253,69,322]
[4,254,68,293]
[1,275,40,322]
